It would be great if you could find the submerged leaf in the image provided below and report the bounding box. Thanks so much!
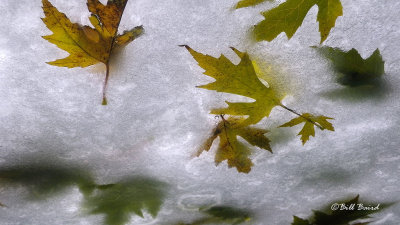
[280,113,334,145]
[204,206,252,224]
[315,47,385,86]
[293,195,393,225]
[0,163,96,199]
[236,0,272,9]
[198,117,271,173]
[42,0,143,104]
[254,0,343,43]
[182,45,283,126]
[176,205,252,225]
[84,177,167,225]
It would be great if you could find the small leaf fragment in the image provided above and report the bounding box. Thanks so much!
[182,45,283,126]
[254,0,343,43]
[115,26,144,48]
[316,0,343,43]
[236,0,272,9]
[175,205,252,225]
[280,113,334,145]
[198,117,271,173]
[315,47,385,86]
[204,206,252,223]
[292,216,311,225]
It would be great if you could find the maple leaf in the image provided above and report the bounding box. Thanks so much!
[254,0,343,43]
[236,0,272,9]
[198,116,271,173]
[280,113,334,145]
[181,45,283,126]
[315,47,385,86]
[41,0,143,105]
[83,177,167,225]
[292,195,393,225]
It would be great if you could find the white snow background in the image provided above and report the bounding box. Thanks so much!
[0,0,399,224]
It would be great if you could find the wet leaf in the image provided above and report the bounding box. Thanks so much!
[198,116,271,173]
[280,113,334,145]
[41,0,143,104]
[254,0,343,43]
[84,177,167,225]
[292,195,393,225]
[0,163,96,199]
[315,47,385,86]
[182,45,283,126]
[236,0,272,9]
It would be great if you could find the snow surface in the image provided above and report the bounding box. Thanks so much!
[0,0,399,224]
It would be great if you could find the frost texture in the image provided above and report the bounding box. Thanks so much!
[0,0,399,224]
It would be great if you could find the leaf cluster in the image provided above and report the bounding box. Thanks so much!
[183,45,334,173]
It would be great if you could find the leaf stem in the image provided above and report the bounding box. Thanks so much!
[102,63,110,105]
[278,103,324,130]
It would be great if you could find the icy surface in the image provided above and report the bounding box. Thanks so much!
[0,0,399,224]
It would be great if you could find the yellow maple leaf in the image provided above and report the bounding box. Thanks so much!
[280,113,334,145]
[198,117,271,173]
[182,45,283,126]
[41,0,143,105]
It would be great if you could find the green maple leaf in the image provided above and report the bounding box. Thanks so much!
[198,117,271,173]
[315,47,385,86]
[293,195,393,225]
[254,0,343,43]
[280,113,334,145]
[181,45,283,126]
[236,0,272,9]
[84,177,167,225]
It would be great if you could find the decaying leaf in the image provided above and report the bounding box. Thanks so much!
[236,0,272,9]
[292,195,393,225]
[254,0,343,43]
[176,205,252,225]
[41,0,144,104]
[181,45,283,126]
[84,177,167,225]
[315,47,385,86]
[198,116,271,173]
[280,113,334,145]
